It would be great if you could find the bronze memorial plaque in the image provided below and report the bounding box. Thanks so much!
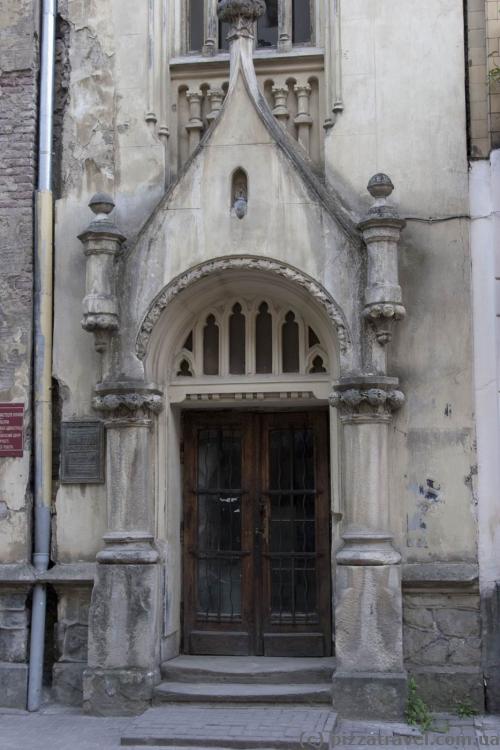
[61,421,105,484]
[0,403,24,458]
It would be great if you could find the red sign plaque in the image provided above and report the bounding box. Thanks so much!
[0,404,24,457]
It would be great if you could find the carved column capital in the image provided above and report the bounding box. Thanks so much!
[330,376,405,423]
[93,382,164,427]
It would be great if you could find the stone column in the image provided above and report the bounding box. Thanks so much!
[186,90,204,154]
[82,382,163,716]
[203,0,219,55]
[78,194,125,379]
[278,0,292,52]
[330,378,406,719]
[360,174,406,348]
[294,83,313,155]
[207,88,225,123]
[272,86,290,127]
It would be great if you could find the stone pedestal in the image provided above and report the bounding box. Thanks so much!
[330,378,407,719]
[82,383,163,716]
[83,564,160,716]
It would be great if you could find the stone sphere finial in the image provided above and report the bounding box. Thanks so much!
[367,174,394,200]
[217,0,267,22]
[89,193,115,216]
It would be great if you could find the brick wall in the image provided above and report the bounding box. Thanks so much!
[468,0,500,156]
[0,1,38,560]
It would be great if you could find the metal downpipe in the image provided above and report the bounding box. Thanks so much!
[27,0,56,712]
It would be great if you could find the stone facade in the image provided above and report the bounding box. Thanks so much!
[1,0,500,721]
[403,592,483,710]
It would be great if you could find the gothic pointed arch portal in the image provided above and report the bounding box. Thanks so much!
[144,264,343,658]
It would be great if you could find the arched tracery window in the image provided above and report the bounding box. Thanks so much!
[188,0,313,53]
[174,298,329,378]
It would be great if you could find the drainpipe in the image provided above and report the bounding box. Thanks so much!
[27,0,56,712]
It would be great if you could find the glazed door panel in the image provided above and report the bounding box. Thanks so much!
[182,411,331,656]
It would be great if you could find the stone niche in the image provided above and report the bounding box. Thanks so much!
[403,591,484,711]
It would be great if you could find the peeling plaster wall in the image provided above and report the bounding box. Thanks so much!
[328,0,476,565]
[0,0,39,564]
[53,0,166,560]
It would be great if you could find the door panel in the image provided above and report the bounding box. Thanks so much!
[183,413,255,655]
[182,411,331,656]
[260,413,331,656]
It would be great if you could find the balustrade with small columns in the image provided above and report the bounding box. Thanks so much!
[171,55,325,172]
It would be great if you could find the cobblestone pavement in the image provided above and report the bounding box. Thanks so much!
[0,704,499,750]
[123,705,337,747]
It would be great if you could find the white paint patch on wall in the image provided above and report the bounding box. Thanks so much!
[470,151,500,596]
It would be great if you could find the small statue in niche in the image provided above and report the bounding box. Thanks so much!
[231,168,248,219]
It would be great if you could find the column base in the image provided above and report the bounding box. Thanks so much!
[82,667,159,716]
[332,670,407,721]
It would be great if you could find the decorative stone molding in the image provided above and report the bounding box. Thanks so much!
[93,382,164,426]
[336,530,402,566]
[136,256,351,359]
[97,532,159,565]
[359,175,406,346]
[185,391,316,402]
[78,194,125,353]
[330,376,405,422]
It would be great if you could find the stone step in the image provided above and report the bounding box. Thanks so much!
[160,656,335,685]
[153,681,332,705]
[121,706,337,749]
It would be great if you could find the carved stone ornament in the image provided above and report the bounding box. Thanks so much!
[217,0,266,23]
[218,0,266,39]
[363,303,406,346]
[330,378,405,420]
[92,383,164,423]
[358,175,406,346]
[79,194,126,352]
[136,256,351,359]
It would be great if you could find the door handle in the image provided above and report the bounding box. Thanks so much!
[256,497,269,543]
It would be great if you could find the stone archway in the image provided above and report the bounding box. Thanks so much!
[142,265,345,663]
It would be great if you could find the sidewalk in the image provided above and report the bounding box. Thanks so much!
[0,703,499,750]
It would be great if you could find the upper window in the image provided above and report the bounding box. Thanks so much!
[173,298,329,379]
[188,0,313,54]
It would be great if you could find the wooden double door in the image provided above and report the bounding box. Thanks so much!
[182,410,332,657]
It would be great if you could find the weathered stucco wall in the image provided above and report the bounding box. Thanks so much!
[0,0,38,563]
[328,0,476,565]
